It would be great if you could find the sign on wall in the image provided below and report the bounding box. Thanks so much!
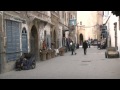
[69,19,77,26]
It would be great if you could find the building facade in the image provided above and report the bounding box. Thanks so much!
[0,11,77,74]
[0,11,53,73]
[104,11,120,52]
[77,11,103,45]
[59,11,77,47]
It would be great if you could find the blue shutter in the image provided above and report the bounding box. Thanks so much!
[22,29,28,53]
[6,20,20,61]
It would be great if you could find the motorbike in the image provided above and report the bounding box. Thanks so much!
[97,42,107,50]
[15,53,36,71]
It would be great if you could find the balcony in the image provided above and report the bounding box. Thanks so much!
[68,19,76,30]
[51,11,59,18]
[27,11,51,23]
[69,25,75,30]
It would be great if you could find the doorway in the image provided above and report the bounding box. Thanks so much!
[54,30,56,49]
[80,33,83,45]
[30,25,38,59]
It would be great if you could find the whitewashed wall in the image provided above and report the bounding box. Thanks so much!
[108,12,118,47]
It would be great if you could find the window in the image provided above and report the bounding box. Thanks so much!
[62,11,64,18]
[71,15,72,19]
[80,21,82,25]
[22,28,28,53]
[6,20,20,61]
[69,13,70,20]
[44,30,47,42]
[22,29,27,33]
[65,13,66,22]
[104,11,109,17]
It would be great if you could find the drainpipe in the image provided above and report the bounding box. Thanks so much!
[0,11,3,74]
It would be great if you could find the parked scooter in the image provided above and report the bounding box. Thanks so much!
[15,53,36,71]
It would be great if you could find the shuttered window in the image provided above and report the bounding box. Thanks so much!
[22,28,28,53]
[6,20,20,61]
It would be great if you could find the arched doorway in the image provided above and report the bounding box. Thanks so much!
[30,25,38,59]
[22,27,28,53]
[62,30,65,47]
[80,33,83,45]
[54,30,56,49]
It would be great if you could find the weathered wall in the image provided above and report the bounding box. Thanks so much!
[1,11,52,73]
[51,12,59,49]
[77,11,103,40]
[0,13,3,73]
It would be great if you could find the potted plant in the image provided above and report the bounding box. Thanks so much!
[40,49,47,61]
[46,49,52,60]
[59,47,65,56]
[51,49,55,58]
[40,40,47,61]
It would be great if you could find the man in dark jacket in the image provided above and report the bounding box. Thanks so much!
[70,41,76,55]
[82,40,88,55]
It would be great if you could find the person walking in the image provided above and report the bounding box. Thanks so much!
[70,41,73,51]
[88,39,91,48]
[97,41,101,49]
[82,40,88,55]
[70,41,76,55]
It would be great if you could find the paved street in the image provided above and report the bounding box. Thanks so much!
[0,47,120,79]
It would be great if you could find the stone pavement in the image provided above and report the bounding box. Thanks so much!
[0,47,120,79]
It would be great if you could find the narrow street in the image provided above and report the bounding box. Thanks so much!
[0,47,120,79]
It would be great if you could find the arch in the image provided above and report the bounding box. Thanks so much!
[44,30,47,42]
[22,27,28,53]
[22,27,27,33]
[79,33,84,45]
[30,25,38,59]
[53,29,57,49]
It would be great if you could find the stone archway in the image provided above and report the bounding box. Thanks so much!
[30,25,38,59]
[53,30,57,49]
[80,33,83,45]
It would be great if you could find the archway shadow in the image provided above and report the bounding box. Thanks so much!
[30,25,39,60]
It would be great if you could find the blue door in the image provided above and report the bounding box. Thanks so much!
[22,28,28,53]
[6,20,20,61]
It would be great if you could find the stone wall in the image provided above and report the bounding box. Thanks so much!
[0,14,2,73]
[1,11,52,73]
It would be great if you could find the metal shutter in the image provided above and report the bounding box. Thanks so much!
[6,20,20,61]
